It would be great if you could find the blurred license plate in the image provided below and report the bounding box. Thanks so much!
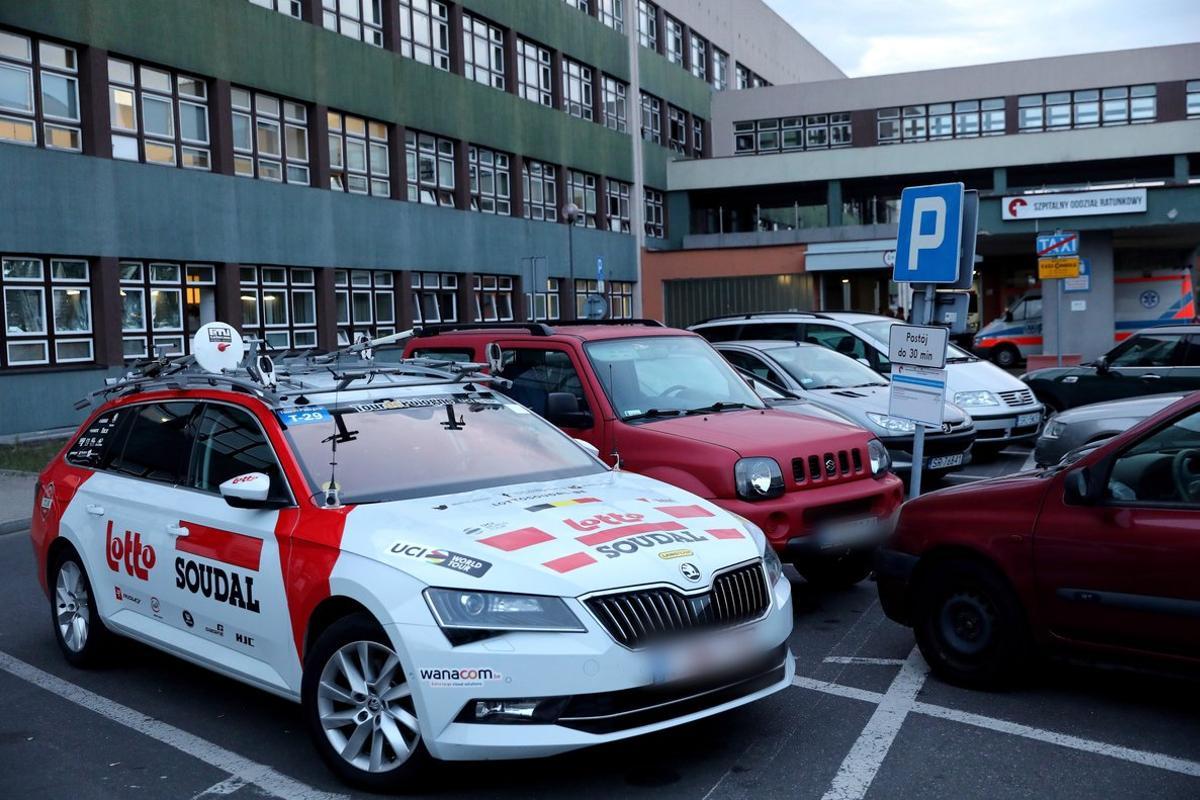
[650,629,754,685]
[820,517,881,550]
[928,453,963,470]
[1017,413,1041,427]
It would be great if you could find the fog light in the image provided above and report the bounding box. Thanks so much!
[473,699,542,722]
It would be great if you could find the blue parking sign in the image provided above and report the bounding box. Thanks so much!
[894,183,964,284]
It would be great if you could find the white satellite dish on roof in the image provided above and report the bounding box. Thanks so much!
[192,322,245,373]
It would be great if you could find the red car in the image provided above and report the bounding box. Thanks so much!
[404,321,905,586]
[877,392,1200,686]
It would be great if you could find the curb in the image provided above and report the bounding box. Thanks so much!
[0,518,31,535]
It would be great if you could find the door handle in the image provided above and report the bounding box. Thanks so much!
[165,524,189,538]
[86,504,104,516]
[1141,374,1161,380]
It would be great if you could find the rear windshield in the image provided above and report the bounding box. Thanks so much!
[282,391,603,504]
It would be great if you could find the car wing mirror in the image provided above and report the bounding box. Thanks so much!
[573,438,601,457]
[219,472,273,508]
[546,391,594,429]
[485,342,503,373]
[1095,355,1110,375]
[1064,467,1096,505]
[857,357,872,368]
[1004,311,1014,322]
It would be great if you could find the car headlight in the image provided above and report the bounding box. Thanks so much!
[867,438,892,477]
[1043,419,1065,439]
[762,545,784,586]
[424,589,586,640]
[734,457,785,500]
[866,412,916,434]
[954,390,1000,408]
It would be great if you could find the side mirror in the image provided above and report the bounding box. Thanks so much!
[1004,311,1014,323]
[545,392,594,429]
[485,342,503,373]
[1095,355,1110,375]
[573,438,601,457]
[1063,467,1095,505]
[857,357,872,368]
[219,472,276,509]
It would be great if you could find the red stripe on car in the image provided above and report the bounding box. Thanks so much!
[479,527,555,551]
[277,506,353,660]
[543,552,597,573]
[656,505,715,519]
[575,521,687,546]
[177,521,264,571]
[707,528,745,540]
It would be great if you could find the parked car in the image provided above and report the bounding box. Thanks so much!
[1022,324,1200,412]
[692,312,1043,455]
[1035,393,1187,467]
[33,323,796,791]
[875,392,1200,687]
[975,269,1194,368]
[731,365,864,427]
[716,340,975,478]
[405,321,905,587]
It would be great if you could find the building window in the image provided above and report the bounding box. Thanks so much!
[736,64,751,90]
[1129,84,1157,122]
[644,188,665,239]
[598,0,624,32]
[1188,80,1200,118]
[249,0,302,18]
[735,114,852,154]
[398,0,451,71]
[335,269,396,343]
[562,0,590,13]
[830,112,852,146]
[712,48,729,91]
[691,116,705,154]
[567,170,598,227]
[927,103,953,139]
[607,280,634,319]
[606,179,631,233]
[322,0,383,46]
[468,145,511,215]
[522,160,558,222]
[526,277,561,322]
[733,121,754,153]
[562,58,593,120]
[876,107,899,143]
[232,88,309,185]
[240,266,318,350]
[109,58,210,169]
[0,30,82,152]
[405,130,455,206]
[690,33,708,81]
[601,75,627,132]
[980,98,1005,134]
[1074,89,1100,127]
[1,256,93,367]
[517,38,553,107]
[474,274,515,322]
[118,261,212,359]
[666,105,687,153]
[637,1,658,50]
[411,271,457,325]
[640,92,662,143]
[463,13,505,91]
[664,16,684,65]
[901,105,927,142]
[1019,85,1155,132]
[328,111,389,197]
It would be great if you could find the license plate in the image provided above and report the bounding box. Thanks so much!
[1017,412,1041,428]
[928,453,964,470]
[819,517,882,550]
[650,629,755,685]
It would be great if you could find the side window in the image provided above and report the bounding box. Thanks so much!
[66,406,136,470]
[722,350,783,385]
[108,402,199,484]
[1024,297,1043,319]
[1180,336,1200,367]
[1106,408,1200,507]
[187,404,289,502]
[1009,301,1026,321]
[410,347,475,363]
[1109,334,1184,368]
[497,348,589,417]
[695,324,740,343]
[803,324,867,360]
[744,322,803,341]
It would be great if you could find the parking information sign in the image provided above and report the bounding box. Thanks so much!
[889,324,949,369]
[893,183,965,284]
[889,365,949,428]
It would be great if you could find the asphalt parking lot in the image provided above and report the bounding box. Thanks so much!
[2,444,1197,800]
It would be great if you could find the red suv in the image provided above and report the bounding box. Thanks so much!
[405,321,905,586]
[876,392,1200,686]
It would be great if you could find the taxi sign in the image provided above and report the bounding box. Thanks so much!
[1038,256,1081,280]
[889,324,948,369]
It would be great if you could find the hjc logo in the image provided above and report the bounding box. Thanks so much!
[105,520,156,581]
[563,512,643,532]
[236,633,255,647]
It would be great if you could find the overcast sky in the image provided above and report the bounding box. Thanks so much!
[765,0,1200,77]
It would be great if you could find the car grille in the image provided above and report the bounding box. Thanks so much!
[585,562,770,649]
[792,448,865,485]
[998,389,1035,407]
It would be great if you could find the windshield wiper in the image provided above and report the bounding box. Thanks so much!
[684,401,751,415]
[622,408,685,422]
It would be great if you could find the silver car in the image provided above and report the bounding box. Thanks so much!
[718,340,975,477]
[1035,393,1187,466]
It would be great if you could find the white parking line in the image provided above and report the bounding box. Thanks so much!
[823,657,905,666]
[821,647,929,800]
[192,776,248,798]
[0,650,347,800]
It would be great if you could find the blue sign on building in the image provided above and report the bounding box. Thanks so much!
[1036,232,1079,257]
[893,183,965,284]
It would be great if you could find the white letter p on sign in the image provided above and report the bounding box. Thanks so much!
[907,196,946,271]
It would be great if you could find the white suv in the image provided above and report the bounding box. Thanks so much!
[692,312,1043,453]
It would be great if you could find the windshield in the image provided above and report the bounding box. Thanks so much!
[767,345,887,390]
[282,391,603,504]
[585,336,765,420]
[854,319,977,362]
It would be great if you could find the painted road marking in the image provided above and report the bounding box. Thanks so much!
[192,776,248,798]
[823,656,906,666]
[0,650,346,800]
[820,647,929,800]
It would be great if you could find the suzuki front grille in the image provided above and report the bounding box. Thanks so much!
[792,448,865,485]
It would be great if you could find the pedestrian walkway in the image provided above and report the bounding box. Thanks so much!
[0,470,35,535]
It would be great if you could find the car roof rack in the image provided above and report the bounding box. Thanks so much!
[414,322,554,338]
[552,318,666,328]
[692,311,830,325]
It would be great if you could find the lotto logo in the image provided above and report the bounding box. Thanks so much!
[105,520,156,581]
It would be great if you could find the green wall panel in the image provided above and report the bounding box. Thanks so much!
[638,46,713,119]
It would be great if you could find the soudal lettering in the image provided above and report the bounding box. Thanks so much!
[564,512,644,532]
[174,557,260,613]
[106,520,156,580]
[596,531,708,559]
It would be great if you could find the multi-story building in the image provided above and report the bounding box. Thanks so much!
[648,43,1200,363]
[0,0,840,435]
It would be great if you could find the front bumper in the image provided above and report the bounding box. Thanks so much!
[783,505,901,561]
[387,573,794,761]
[874,547,919,626]
[970,406,1043,446]
[886,429,976,474]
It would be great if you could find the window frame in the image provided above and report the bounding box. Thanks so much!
[405,129,456,207]
[0,29,82,152]
[517,37,554,107]
[2,256,95,369]
[231,87,310,186]
[463,12,506,91]
[468,144,512,216]
[522,159,558,222]
[108,56,210,170]
[398,0,451,71]
[561,56,594,121]
[321,0,383,47]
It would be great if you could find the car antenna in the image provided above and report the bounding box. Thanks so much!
[323,380,343,508]
[608,361,621,470]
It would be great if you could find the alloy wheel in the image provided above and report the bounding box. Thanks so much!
[55,561,90,653]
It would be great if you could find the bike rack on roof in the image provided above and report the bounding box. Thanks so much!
[692,311,830,326]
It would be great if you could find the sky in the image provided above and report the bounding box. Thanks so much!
[764,0,1200,77]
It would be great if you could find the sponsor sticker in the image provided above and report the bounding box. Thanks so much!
[658,548,693,560]
[390,543,492,578]
[106,520,156,581]
[352,396,453,413]
[182,610,195,628]
[525,496,601,513]
[278,407,332,426]
[236,632,255,648]
[175,557,261,613]
[595,531,708,559]
[419,667,506,688]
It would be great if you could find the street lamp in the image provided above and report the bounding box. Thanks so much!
[563,202,580,316]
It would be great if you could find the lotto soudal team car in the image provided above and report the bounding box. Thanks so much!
[31,324,795,791]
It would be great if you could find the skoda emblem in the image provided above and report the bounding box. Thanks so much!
[679,562,701,583]
[825,457,838,476]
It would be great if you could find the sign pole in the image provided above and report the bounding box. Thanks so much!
[908,284,936,499]
[1055,277,1063,368]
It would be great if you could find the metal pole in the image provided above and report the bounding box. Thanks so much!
[1055,277,1063,368]
[567,224,576,317]
[909,283,935,499]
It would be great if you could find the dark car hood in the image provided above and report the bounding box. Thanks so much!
[1054,393,1186,424]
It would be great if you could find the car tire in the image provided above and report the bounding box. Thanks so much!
[912,558,1032,688]
[302,613,430,792]
[49,548,113,667]
[797,552,874,589]
[993,345,1020,369]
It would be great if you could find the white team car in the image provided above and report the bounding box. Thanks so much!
[33,325,795,791]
